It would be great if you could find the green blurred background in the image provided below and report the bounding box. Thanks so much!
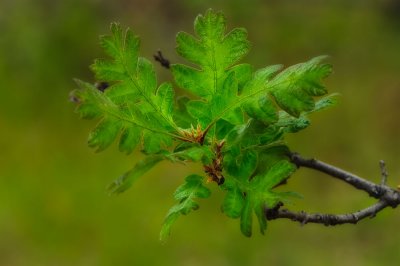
[1,0,399,265]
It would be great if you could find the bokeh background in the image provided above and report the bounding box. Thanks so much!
[1,0,399,265]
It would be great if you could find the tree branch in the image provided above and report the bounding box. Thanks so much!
[289,152,389,198]
[266,200,394,225]
[265,153,400,226]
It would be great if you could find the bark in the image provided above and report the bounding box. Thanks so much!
[265,153,400,226]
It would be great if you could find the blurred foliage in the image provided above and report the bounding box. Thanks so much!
[0,0,399,265]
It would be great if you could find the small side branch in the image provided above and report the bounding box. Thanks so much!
[380,160,388,185]
[153,50,170,69]
[290,153,385,198]
[266,200,390,226]
[265,153,400,226]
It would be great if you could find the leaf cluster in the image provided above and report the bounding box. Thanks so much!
[71,9,336,240]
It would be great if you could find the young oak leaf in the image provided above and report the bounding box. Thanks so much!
[72,23,184,154]
[72,79,171,154]
[93,23,177,129]
[240,65,283,125]
[274,93,339,134]
[172,9,251,99]
[160,174,211,242]
[172,9,252,130]
[108,146,211,195]
[268,56,333,117]
[72,80,134,152]
[238,160,297,236]
[221,179,245,219]
[221,143,296,237]
[208,57,332,131]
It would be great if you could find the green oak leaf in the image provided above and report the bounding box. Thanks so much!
[71,23,182,155]
[160,174,211,242]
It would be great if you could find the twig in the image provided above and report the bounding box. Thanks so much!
[266,200,389,225]
[153,50,170,69]
[380,160,388,185]
[265,153,400,226]
[290,153,385,198]
[95,81,109,92]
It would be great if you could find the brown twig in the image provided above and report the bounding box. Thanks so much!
[266,200,390,225]
[265,153,400,226]
[380,160,388,185]
[153,50,170,69]
[94,81,109,92]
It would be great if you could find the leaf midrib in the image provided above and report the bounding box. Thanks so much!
[117,33,179,133]
[204,76,299,134]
